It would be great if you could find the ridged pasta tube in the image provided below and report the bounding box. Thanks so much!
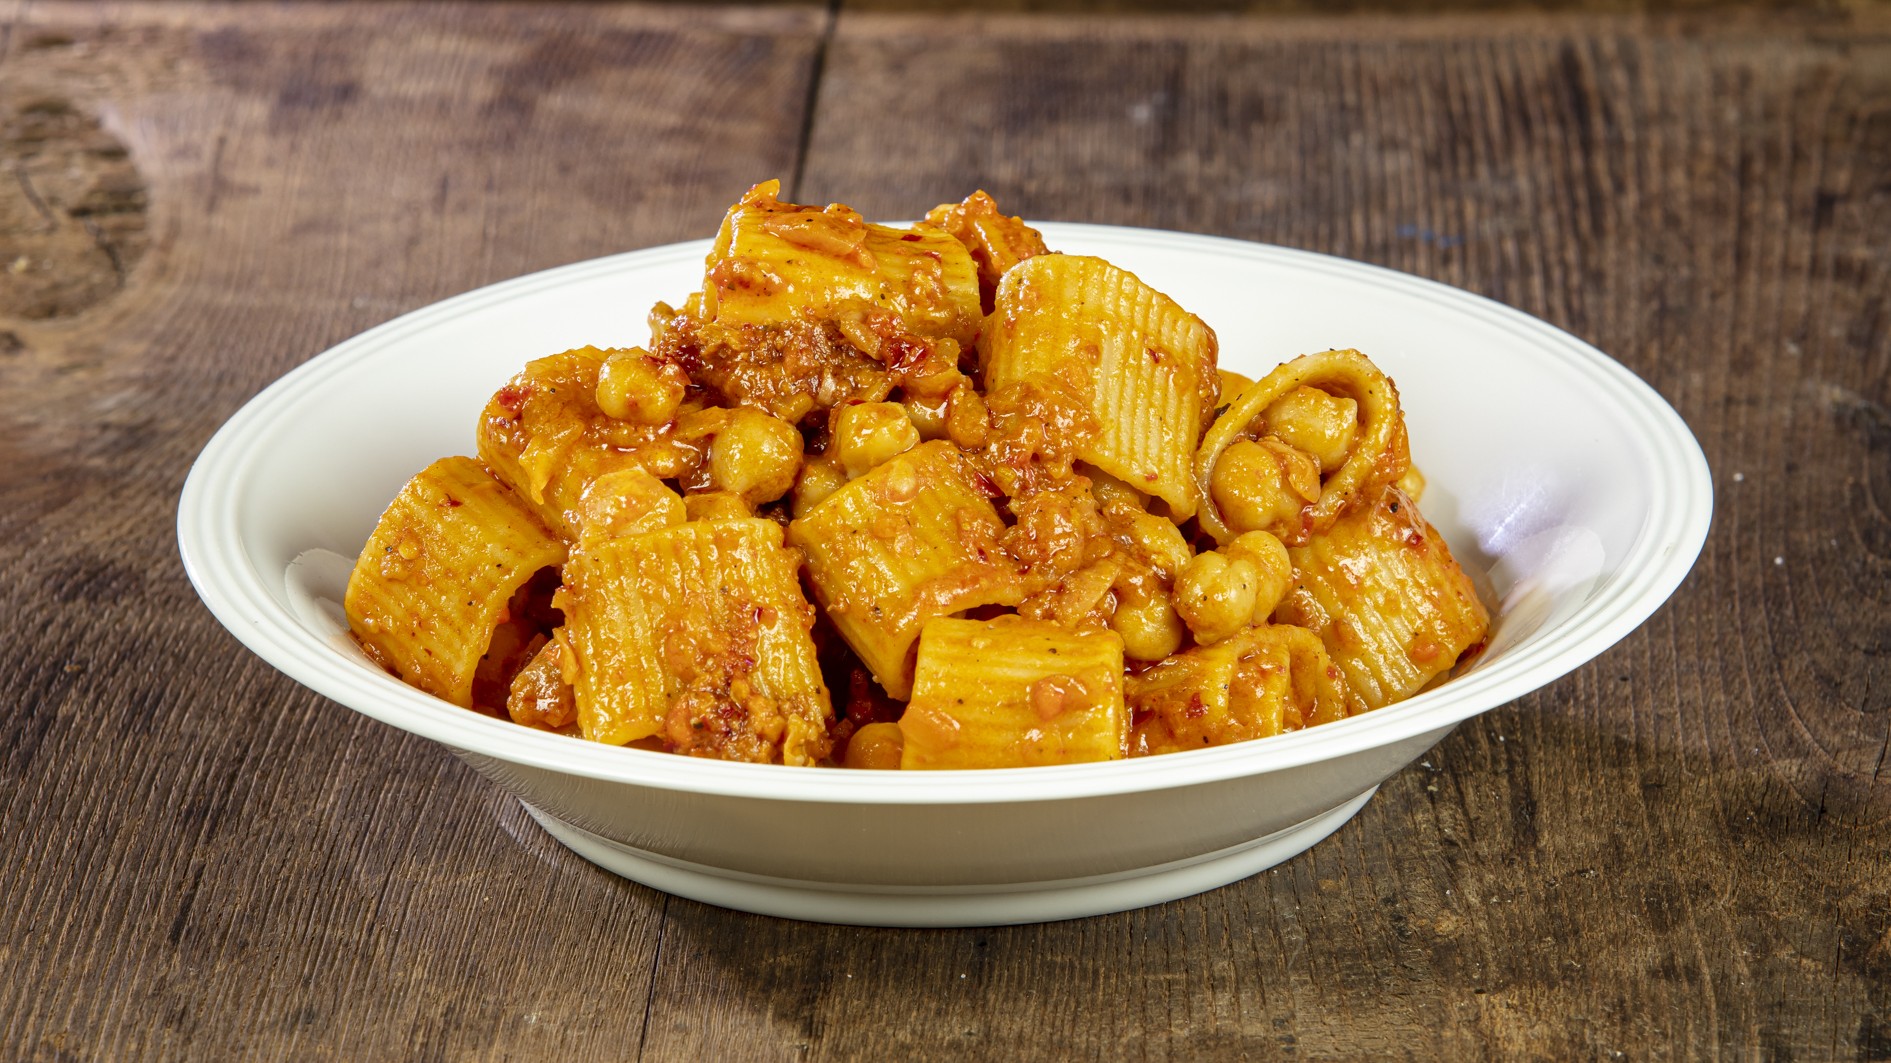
[980,254,1219,518]
[345,456,568,708]
[923,190,1049,302]
[557,519,832,764]
[1272,486,1489,713]
[900,616,1128,769]
[704,180,982,347]
[1127,624,1349,756]
[478,346,700,541]
[788,441,1023,699]
[1195,348,1409,546]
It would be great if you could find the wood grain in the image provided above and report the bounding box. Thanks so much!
[0,4,825,1060]
[2,2,1887,1060]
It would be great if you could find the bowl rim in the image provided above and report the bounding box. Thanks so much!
[177,222,1713,805]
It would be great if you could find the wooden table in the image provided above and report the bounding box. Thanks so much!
[3,1,1887,1058]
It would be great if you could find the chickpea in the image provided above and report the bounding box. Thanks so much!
[709,408,802,504]
[903,393,951,441]
[834,401,919,478]
[843,721,905,770]
[1210,439,1297,537]
[684,490,753,522]
[575,466,684,542]
[1174,550,1261,645]
[1122,510,1192,579]
[596,348,686,425]
[793,456,848,516]
[1263,386,1357,473]
[1112,589,1186,661]
[1224,530,1292,622]
[904,364,965,403]
[1210,438,1320,537]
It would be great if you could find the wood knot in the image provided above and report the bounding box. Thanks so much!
[1,96,149,320]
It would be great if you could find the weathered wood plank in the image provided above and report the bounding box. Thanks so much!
[0,4,825,1061]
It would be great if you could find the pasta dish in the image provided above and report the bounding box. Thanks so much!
[344,183,1489,770]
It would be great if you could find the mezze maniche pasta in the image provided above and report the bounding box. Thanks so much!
[344,182,1489,770]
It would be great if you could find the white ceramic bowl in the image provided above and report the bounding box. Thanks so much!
[178,224,1712,926]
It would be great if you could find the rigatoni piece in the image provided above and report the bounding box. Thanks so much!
[682,490,753,523]
[1272,486,1489,713]
[468,577,560,713]
[479,346,598,520]
[346,456,567,708]
[704,180,982,346]
[478,345,698,542]
[557,519,832,765]
[980,254,1218,518]
[923,190,1049,305]
[900,617,1128,770]
[788,441,1023,700]
[1127,625,1348,756]
[1196,348,1410,546]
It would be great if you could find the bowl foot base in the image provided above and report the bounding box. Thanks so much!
[523,786,1376,927]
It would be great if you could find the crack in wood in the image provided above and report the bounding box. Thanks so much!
[787,0,841,203]
[10,163,56,229]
